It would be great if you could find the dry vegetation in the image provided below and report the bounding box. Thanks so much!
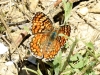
[0,0,100,75]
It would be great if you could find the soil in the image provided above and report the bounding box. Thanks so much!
[0,0,100,75]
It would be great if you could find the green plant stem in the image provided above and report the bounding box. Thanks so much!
[80,60,97,75]
[38,59,48,75]
[59,38,78,75]
[86,48,98,61]
[22,67,38,75]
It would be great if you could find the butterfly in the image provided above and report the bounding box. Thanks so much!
[30,12,71,61]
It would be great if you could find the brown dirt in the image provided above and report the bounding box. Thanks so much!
[0,0,100,75]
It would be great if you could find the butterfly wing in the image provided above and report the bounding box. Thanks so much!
[57,25,71,47]
[30,33,61,61]
[32,12,53,34]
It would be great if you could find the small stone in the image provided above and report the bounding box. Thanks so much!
[0,43,8,54]
[77,7,88,15]
[5,61,13,66]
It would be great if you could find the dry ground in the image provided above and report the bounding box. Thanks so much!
[0,0,100,75]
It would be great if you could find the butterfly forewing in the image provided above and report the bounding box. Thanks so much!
[32,12,53,34]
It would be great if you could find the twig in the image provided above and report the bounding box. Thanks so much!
[0,11,17,51]
[77,12,100,32]
[1,36,11,46]
[15,3,32,21]
[0,0,9,4]
[0,14,12,40]
[54,0,80,7]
